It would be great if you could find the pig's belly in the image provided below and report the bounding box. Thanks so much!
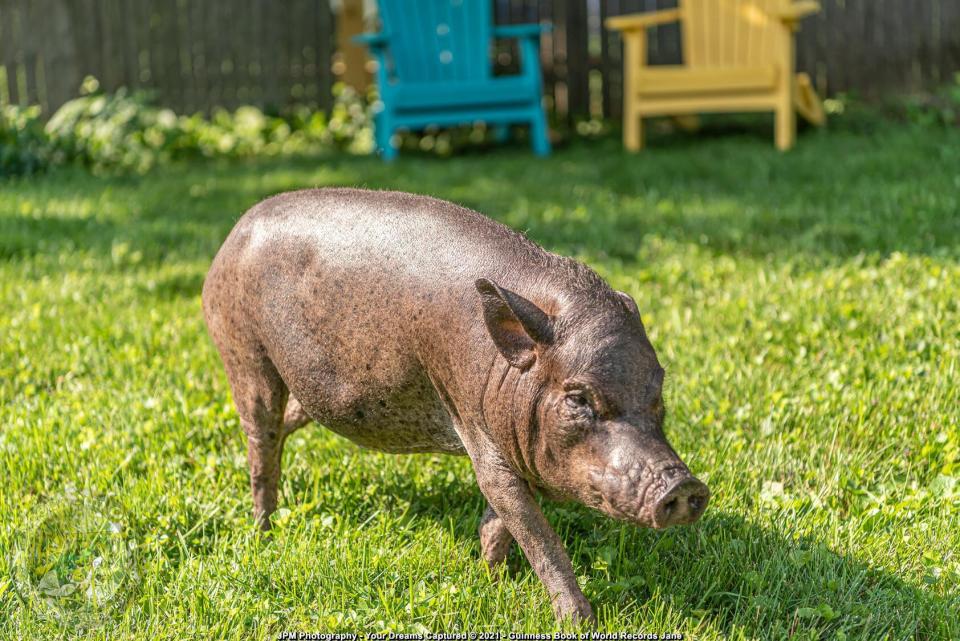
[296,371,467,456]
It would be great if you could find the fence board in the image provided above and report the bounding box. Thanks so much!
[5,2,22,104]
[17,0,39,107]
[0,4,19,104]
[195,0,209,110]
[317,0,334,107]
[565,0,590,117]
[599,0,613,116]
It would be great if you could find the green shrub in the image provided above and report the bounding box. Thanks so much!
[2,77,375,178]
[44,78,185,174]
[903,72,960,127]
[0,105,52,177]
[825,75,960,132]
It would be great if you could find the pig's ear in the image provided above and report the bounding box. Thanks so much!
[475,278,554,370]
[616,290,641,318]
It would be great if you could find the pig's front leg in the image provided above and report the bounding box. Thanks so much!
[473,456,595,623]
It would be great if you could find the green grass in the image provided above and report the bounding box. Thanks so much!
[1,123,959,640]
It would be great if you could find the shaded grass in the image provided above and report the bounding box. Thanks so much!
[1,123,959,639]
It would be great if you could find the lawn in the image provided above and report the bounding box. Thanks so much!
[1,123,959,640]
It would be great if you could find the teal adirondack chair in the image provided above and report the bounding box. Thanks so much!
[353,0,552,160]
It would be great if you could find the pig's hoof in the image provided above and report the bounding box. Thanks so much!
[480,542,511,572]
[552,593,596,624]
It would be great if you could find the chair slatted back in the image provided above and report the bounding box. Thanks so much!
[681,0,786,67]
[378,0,492,83]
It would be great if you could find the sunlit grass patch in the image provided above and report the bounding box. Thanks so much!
[2,126,958,639]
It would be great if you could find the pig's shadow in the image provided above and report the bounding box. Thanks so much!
[285,460,955,636]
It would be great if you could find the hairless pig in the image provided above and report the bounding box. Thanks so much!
[202,188,709,622]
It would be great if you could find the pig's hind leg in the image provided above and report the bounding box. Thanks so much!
[479,504,514,570]
[219,348,290,531]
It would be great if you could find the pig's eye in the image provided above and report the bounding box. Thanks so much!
[564,392,593,415]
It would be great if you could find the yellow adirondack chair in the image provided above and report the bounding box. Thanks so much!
[605,0,826,151]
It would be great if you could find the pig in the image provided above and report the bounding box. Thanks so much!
[202,188,709,622]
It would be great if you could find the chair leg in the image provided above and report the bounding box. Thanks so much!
[530,107,551,157]
[624,108,644,152]
[376,111,398,161]
[381,138,399,161]
[794,73,826,126]
[775,104,795,151]
[775,74,796,151]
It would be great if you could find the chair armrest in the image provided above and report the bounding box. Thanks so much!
[493,23,552,40]
[774,1,820,21]
[604,9,682,32]
[503,24,551,80]
[351,32,389,49]
[352,33,392,92]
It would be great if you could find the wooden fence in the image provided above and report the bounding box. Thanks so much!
[1,0,958,120]
[0,0,334,115]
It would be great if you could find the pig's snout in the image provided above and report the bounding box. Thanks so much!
[588,457,710,528]
[652,476,710,528]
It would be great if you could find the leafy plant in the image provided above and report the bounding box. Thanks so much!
[44,77,185,174]
[903,73,960,127]
[0,105,52,177]
[3,77,376,177]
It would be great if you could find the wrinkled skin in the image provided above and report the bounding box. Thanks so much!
[202,188,709,622]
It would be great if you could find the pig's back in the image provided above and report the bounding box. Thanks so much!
[232,187,544,285]
[221,187,543,340]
